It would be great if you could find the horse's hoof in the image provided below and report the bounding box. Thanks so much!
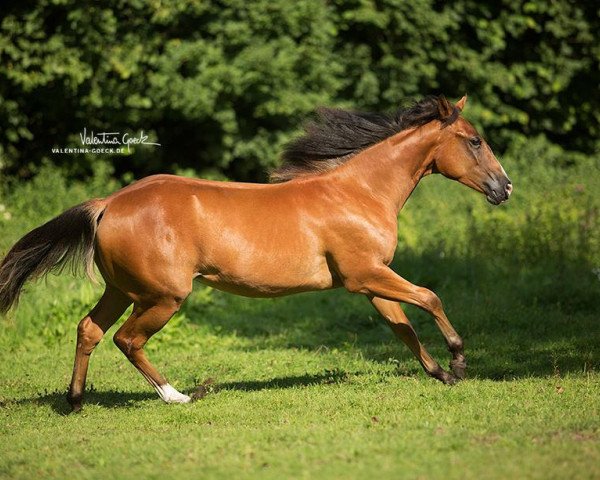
[450,358,467,380]
[431,366,459,385]
[442,372,459,386]
[67,393,83,413]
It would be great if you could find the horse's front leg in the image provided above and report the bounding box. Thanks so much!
[345,264,466,380]
[369,296,458,384]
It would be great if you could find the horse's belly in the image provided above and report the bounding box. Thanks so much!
[196,256,338,297]
[196,276,336,297]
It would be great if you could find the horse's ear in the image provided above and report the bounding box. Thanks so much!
[455,95,468,111]
[437,95,454,119]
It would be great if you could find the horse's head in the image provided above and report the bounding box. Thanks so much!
[432,96,512,205]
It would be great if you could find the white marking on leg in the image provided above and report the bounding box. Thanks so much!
[156,383,191,403]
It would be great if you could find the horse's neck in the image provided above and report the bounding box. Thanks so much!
[334,124,438,213]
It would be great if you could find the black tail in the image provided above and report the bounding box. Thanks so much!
[0,200,106,314]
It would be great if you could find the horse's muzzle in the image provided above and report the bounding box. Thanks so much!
[485,177,512,205]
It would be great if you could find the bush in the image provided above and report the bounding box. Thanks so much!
[0,0,597,181]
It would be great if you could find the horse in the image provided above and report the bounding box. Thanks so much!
[0,95,512,411]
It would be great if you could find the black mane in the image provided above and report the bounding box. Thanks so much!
[270,95,458,182]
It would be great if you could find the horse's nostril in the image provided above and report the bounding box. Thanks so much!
[506,182,513,196]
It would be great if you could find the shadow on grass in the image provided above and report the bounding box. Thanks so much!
[183,249,599,381]
[217,369,351,392]
[8,391,156,415]
[4,371,354,412]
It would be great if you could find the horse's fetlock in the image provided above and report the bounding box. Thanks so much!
[428,364,444,379]
[448,335,464,353]
[66,390,84,412]
[427,364,459,385]
[450,356,467,380]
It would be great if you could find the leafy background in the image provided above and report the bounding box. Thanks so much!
[0,0,598,181]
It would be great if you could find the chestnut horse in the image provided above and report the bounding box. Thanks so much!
[0,95,512,411]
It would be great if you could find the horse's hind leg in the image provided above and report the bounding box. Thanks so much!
[369,296,457,384]
[67,286,132,412]
[113,298,191,403]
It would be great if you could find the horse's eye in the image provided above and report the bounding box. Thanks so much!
[470,136,482,148]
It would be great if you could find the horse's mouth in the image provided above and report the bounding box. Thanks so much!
[486,194,504,205]
[486,194,511,205]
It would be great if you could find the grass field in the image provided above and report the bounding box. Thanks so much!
[0,158,599,479]
[0,275,598,479]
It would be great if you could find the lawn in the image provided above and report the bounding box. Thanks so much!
[0,165,599,479]
[0,259,598,479]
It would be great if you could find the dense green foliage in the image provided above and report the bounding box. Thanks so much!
[0,0,598,180]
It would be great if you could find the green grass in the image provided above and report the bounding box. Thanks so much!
[0,269,598,480]
[1,157,599,479]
